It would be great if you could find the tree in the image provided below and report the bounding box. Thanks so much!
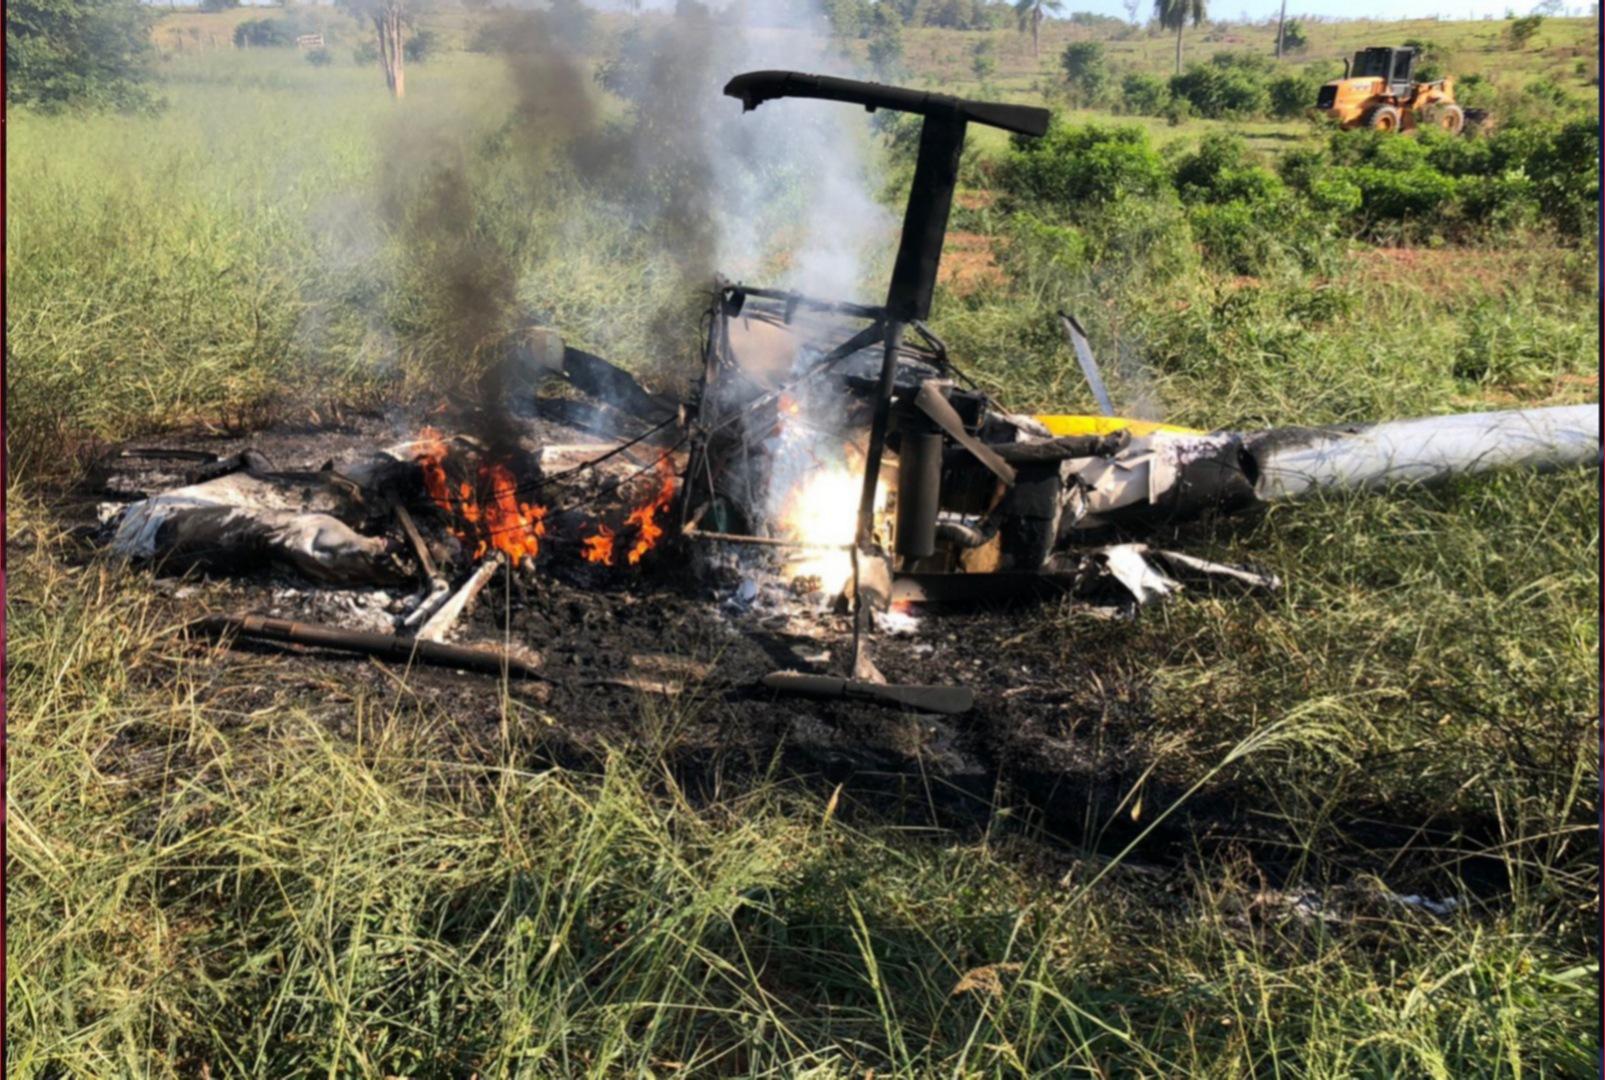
[866,4,903,75]
[821,0,871,37]
[1013,0,1063,59]
[1505,12,1543,46]
[341,0,412,98]
[6,0,155,110]
[1122,0,1140,23]
[1281,17,1307,51]
[1060,40,1108,105]
[1154,0,1205,75]
[971,36,997,81]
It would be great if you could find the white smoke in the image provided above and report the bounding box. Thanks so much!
[688,1,895,303]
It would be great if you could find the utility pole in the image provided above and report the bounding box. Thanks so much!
[1275,0,1288,57]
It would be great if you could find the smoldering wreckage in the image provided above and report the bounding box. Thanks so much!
[102,75,1598,761]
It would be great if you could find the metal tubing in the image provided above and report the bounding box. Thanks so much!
[685,529,850,551]
[856,321,907,548]
[895,430,943,559]
[198,613,544,680]
[1252,405,1600,500]
[850,320,907,672]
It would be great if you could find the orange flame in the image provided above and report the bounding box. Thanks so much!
[416,429,454,508]
[414,428,547,564]
[581,525,615,564]
[476,461,546,562]
[623,457,676,565]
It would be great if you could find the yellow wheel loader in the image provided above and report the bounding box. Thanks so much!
[1314,46,1484,134]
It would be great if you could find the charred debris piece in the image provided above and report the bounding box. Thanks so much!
[99,70,1601,709]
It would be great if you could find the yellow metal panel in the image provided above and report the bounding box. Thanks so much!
[1033,414,1202,438]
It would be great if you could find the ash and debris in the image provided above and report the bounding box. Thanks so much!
[57,412,1511,900]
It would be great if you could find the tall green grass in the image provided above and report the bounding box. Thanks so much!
[5,50,695,477]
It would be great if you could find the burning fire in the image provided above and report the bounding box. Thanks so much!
[414,429,547,563]
[475,462,547,562]
[622,457,676,565]
[579,456,678,568]
[413,428,677,570]
[581,525,615,564]
[775,456,885,595]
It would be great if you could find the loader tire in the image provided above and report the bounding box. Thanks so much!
[1429,103,1465,135]
[1366,105,1401,132]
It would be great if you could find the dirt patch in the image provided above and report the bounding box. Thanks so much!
[938,231,1006,295]
[1364,246,1522,294]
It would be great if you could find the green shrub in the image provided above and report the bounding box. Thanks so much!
[1505,13,1543,48]
[1523,77,1574,108]
[1295,111,1599,240]
[1326,127,1425,168]
[1522,116,1602,236]
[1277,146,1326,189]
[1000,211,1089,280]
[1267,72,1316,119]
[1279,17,1308,52]
[304,46,332,66]
[6,0,157,110]
[1171,135,1332,273]
[1172,133,1284,205]
[352,40,378,64]
[999,121,1172,210]
[233,18,295,48]
[1059,41,1109,107]
[402,27,437,63]
[1169,61,1269,119]
[969,37,996,81]
[1418,127,1497,176]
[1119,72,1169,115]
[1368,132,1433,170]
[1456,172,1538,230]
[1348,164,1459,223]
[1080,193,1198,281]
[1305,175,1362,215]
[1187,200,1284,274]
[1454,72,1497,110]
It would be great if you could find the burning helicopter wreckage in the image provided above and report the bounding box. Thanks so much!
[103,72,1599,715]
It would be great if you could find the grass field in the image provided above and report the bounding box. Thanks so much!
[6,11,1601,1076]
